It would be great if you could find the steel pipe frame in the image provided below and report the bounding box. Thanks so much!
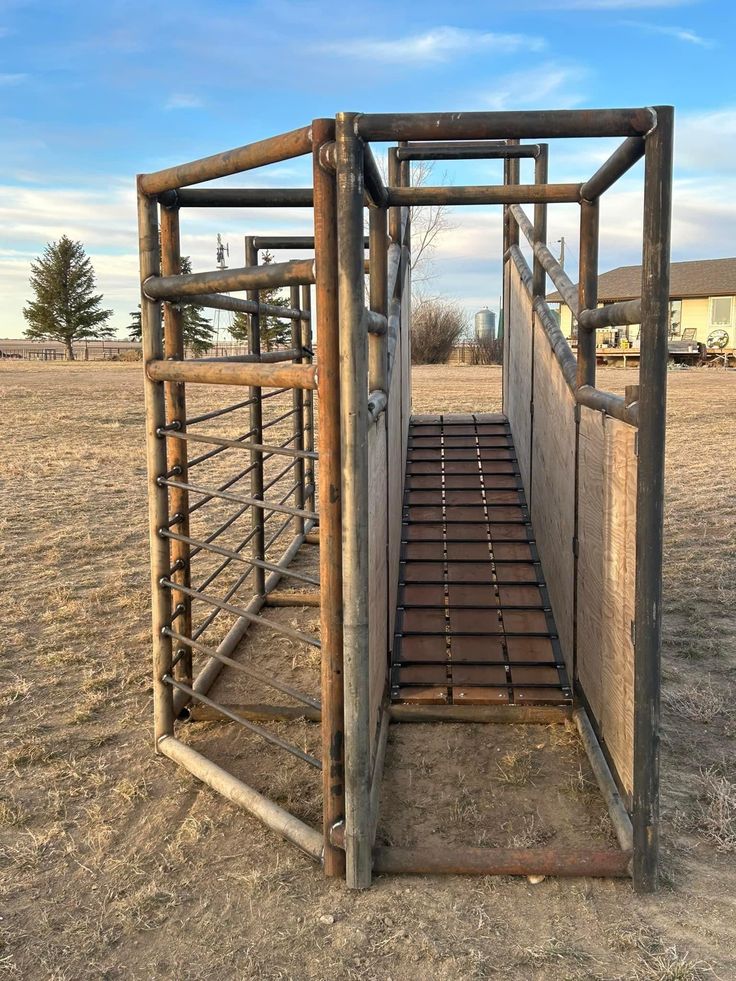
[245,236,266,598]
[368,207,388,397]
[144,258,315,300]
[312,117,346,880]
[386,183,582,207]
[159,476,317,522]
[138,187,174,746]
[578,299,642,331]
[300,284,316,514]
[249,236,369,251]
[633,105,673,894]
[160,204,193,689]
[161,187,314,208]
[139,124,313,195]
[160,428,317,462]
[356,108,656,141]
[396,142,540,161]
[581,136,646,201]
[147,359,318,390]
[336,112,372,890]
[157,735,323,860]
[290,284,306,538]
[176,292,304,321]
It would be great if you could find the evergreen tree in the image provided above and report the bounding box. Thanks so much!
[128,256,214,355]
[229,251,291,351]
[23,236,113,360]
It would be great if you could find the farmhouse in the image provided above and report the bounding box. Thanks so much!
[548,256,736,348]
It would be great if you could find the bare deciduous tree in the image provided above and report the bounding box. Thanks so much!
[411,296,467,364]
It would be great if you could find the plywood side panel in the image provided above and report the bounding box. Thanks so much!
[530,314,576,672]
[368,421,388,761]
[577,407,637,798]
[505,263,533,495]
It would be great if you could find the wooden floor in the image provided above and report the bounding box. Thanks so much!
[391,414,572,706]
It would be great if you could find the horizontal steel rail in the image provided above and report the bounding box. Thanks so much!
[397,142,540,161]
[387,183,582,206]
[159,476,318,521]
[176,292,305,320]
[161,187,314,208]
[195,349,301,365]
[146,359,318,390]
[158,736,323,860]
[578,299,643,331]
[357,108,657,141]
[139,125,313,194]
[509,204,580,317]
[159,429,317,461]
[144,259,315,299]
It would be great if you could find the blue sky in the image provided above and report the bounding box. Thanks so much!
[1,0,735,337]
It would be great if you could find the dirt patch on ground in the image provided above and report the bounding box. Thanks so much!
[2,361,736,979]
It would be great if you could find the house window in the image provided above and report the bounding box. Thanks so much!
[709,296,734,327]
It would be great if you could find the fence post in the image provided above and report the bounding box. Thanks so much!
[138,185,174,746]
[300,284,315,513]
[290,284,306,536]
[578,199,599,388]
[633,105,673,894]
[336,110,372,889]
[312,117,346,879]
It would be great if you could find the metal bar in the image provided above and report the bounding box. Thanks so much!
[139,125,313,194]
[573,707,633,851]
[576,384,638,427]
[300,284,315,513]
[160,428,317,460]
[290,284,305,537]
[159,476,317,521]
[356,108,656,141]
[581,136,646,201]
[244,236,266,598]
[173,521,313,713]
[157,735,323,860]
[369,206,389,393]
[265,590,321,607]
[633,106,673,894]
[312,116,346,879]
[510,205,579,318]
[161,529,319,584]
[146,359,317,389]
[577,198,599,388]
[138,187,174,745]
[397,143,539,161]
[164,675,321,768]
[174,293,303,320]
[336,111,372,890]
[251,235,370,251]
[532,146,549,299]
[372,846,631,878]
[578,299,642,331]
[185,703,321,723]
[167,187,314,208]
[144,259,315,300]
[363,141,389,208]
[386,183,581,206]
[160,578,320,648]
[160,204,192,690]
[185,387,289,427]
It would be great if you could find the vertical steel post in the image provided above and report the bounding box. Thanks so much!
[290,284,305,535]
[532,145,548,298]
[335,111,371,889]
[388,147,400,244]
[312,117,345,879]
[160,204,192,691]
[503,140,520,413]
[300,284,315,513]
[578,199,600,388]
[633,105,673,894]
[368,206,388,392]
[138,185,174,746]
[245,236,265,595]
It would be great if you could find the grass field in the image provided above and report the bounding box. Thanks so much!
[1,361,735,980]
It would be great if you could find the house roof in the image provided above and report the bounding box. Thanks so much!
[546,257,736,303]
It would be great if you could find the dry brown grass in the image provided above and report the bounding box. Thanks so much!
[1,362,735,980]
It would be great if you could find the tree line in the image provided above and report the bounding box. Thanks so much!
[23,236,292,360]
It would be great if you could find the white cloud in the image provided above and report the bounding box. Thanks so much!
[619,20,714,45]
[164,94,205,110]
[482,62,588,111]
[323,26,545,64]
[675,108,736,174]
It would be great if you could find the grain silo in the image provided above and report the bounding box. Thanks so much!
[474,307,496,343]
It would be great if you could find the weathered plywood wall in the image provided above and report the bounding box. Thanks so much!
[505,262,534,494]
[577,408,637,798]
[530,314,577,672]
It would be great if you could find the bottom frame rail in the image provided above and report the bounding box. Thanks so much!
[158,735,324,861]
[372,845,632,878]
[185,702,321,723]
